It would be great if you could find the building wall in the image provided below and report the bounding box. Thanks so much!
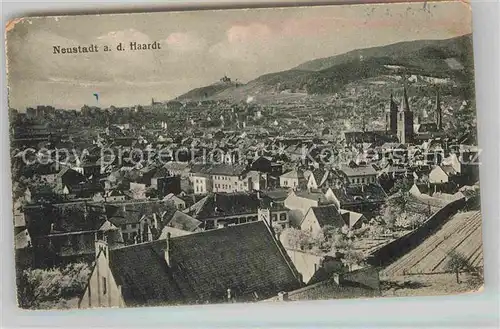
[300,210,322,237]
[284,193,318,217]
[284,248,323,284]
[429,167,449,184]
[347,175,376,185]
[193,175,211,195]
[280,177,299,189]
[212,174,248,193]
[306,176,318,190]
[79,244,124,308]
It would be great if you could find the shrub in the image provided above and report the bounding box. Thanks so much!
[17,262,91,309]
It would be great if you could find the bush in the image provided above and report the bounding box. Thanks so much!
[17,262,91,309]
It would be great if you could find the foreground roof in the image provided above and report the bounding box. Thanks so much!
[108,221,302,306]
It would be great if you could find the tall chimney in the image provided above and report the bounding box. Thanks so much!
[164,232,171,266]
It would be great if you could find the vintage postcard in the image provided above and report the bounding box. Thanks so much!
[6,1,482,310]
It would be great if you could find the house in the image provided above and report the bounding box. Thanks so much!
[300,205,346,236]
[93,189,129,202]
[283,190,334,227]
[107,212,145,245]
[282,249,345,284]
[339,209,367,230]
[263,266,381,302]
[280,169,307,189]
[185,192,265,230]
[163,193,186,210]
[78,221,302,308]
[340,163,377,185]
[156,176,181,198]
[55,167,87,192]
[129,182,147,199]
[158,211,202,238]
[307,169,329,190]
[209,164,249,193]
[164,161,190,178]
[325,184,387,216]
[189,164,212,195]
[429,165,457,184]
[250,156,283,177]
[246,170,267,191]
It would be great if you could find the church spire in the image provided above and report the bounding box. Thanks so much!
[401,86,411,112]
[435,88,442,130]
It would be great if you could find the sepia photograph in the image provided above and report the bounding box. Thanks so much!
[5,1,483,310]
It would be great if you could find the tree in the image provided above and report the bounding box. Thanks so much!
[445,250,473,284]
[17,263,91,309]
[343,249,365,272]
[389,176,413,195]
[280,228,312,250]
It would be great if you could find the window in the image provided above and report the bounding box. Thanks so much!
[102,277,107,295]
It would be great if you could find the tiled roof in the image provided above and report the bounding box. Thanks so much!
[263,189,290,202]
[340,164,377,177]
[331,184,387,205]
[263,267,381,302]
[166,211,201,232]
[294,191,329,203]
[190,163,247,176]
[306,205,345,228]
[281,169,303,179]
[108,221,302,306]
[310,169,328,187]
[188,192,266,220]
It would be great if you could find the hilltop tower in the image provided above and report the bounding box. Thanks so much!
[397,86,414,144]
[435,89,442,131]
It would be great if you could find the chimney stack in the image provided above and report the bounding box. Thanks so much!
[277,291,289,301]
[164,232,171,266]
[332,273,341,285]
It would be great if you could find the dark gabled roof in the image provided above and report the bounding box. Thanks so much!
[331,184,387,205]
[270,273,380,302]
[108,221,302,306]
[108,212,143,226]
[306,205,345,228]
[310,169,328,187]
[263,189,290,202]
[109,240,185,307]
[208,164,247,176]
[166,211,202,232]
[105,201,177,226]
[189,192,265,220]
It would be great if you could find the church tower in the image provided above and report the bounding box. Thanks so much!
[397,86,414,144]
[386,93,399,134]
[435,89,442,130]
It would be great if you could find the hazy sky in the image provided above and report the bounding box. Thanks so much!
[6,1,471,110]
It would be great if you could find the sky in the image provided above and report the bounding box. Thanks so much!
[6,1,472,110]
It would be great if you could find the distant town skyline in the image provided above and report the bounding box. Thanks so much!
[7,2,471,110]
